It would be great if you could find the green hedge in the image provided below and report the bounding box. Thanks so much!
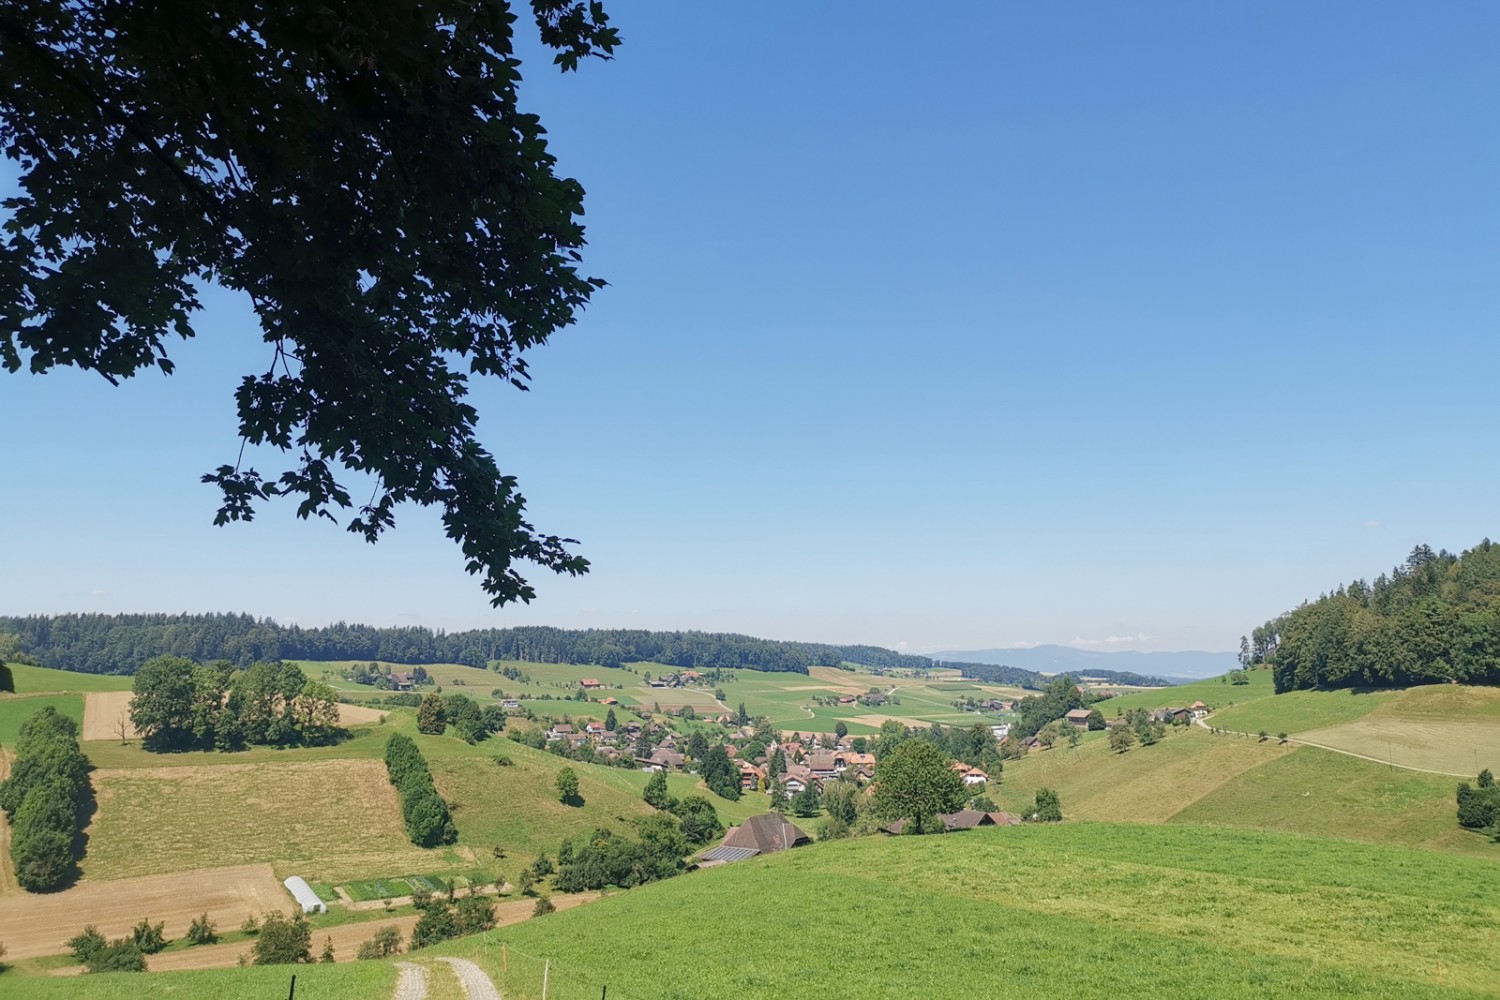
[383,733,456,847]
[0,706,90,890]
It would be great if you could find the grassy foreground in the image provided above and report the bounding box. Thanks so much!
[434,823,1500,1000]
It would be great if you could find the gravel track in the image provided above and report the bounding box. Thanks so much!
[393,962,430,1000]
[440,957,502,1000]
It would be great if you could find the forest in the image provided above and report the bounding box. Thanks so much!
[1250,540,1500,692]
[0,613,1166,685]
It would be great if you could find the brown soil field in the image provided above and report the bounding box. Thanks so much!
[143,892,602,971]
[0,751,16,896]
[81,690,140,742]
[0,863,285,960]
[85,759,446,883]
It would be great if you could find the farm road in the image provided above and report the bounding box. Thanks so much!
[394,962,429,1000]
[441,957,502,1000]
[1194,716,1472,777]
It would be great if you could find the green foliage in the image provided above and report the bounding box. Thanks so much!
[642,769,672,810]
[129,655,337,751]
[1256,540,1500,692]
[86,938,146,973]
[186,913,218,946]
[1109,726,1135,753]
[416,694,447,735]
[252,910,312,965]
[356,926,403,960]
[872,739,966,833]
[0,661,13,693]
[0,0,625,606]
[698,745,741,800]
[320,936,335,963]
[556,766,581,804]
[0,705,89,891]
[533,893,556,916]
[68,925,106,963]
[1029,788,1062,823]
[411,903,460,949]
[130,918,167,954]
[455,895,496,935]
[1455,780,1500,831]
[554,816,689,892]
[1012,675,1087,740]
[382,733,457,847]
[791,781,821,818]
[669,795,724,846]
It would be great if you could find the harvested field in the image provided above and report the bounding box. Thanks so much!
[85,759,448,883]
[0,863,284,960]
[81,690,140,741]
[1296,717,1500,776]
[144,892,601,971]
[336,702,388,726]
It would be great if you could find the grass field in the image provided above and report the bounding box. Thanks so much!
[17,960,396,1000]
[0,693,83,743]
[2,663,134,694]
[422,823,1500,999]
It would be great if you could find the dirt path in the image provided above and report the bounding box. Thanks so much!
[394,962,430,1000]
[0,751,15,897]
[440,957,502,1000]
[1194,716,1472,778]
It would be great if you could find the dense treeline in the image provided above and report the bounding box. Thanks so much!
[383,733,457,847]
[0,707,90,890]
[1250,541,1500,693]
[0,613,1168,686]
[130,656,342,751]
[953,661,1168,689]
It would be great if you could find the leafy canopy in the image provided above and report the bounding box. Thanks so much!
[0,0,620,605]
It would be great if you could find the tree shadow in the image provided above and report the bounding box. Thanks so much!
[561,794,584,808]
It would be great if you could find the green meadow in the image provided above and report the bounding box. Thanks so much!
[0,693,83,743]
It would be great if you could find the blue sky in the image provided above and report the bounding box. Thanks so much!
[3,2,1498,655]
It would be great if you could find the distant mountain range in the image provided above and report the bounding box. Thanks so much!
[931,644,1237,682]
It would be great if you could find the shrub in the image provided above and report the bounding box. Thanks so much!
[356,925,403,960]
[320,937,335,963]
[1029,788,1062,823]
[186,913,218,946]
[455,895,495,934]
[532,894,556,916]
[67,925,106,963]
[130,918,167,954]
[240,914,260,936]
[252,910,312,965]
[410,903,459,949]
[86,938,145,974]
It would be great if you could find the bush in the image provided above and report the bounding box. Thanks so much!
[532,894,556,916]
[1029,788,1062,823]
[356,925,403,960]
[240,914,260,936]
[86,938,145,973]
[186,913,218,946]
[410,903,459,949]
[252,911,312,965]
[455,895,495,934]
[67,925,106,963]
[130,918,167,954]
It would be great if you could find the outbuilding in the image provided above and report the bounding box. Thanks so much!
[283,875,327,914]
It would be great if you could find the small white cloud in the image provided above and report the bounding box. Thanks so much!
[88,589,109,598]
[1069,632,1149,648]
[894,641,909,651]
[1362,519,1383,530]
[1005,640,1041,649]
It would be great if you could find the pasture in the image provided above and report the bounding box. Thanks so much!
[0,693,83,743]
[427,823,1500,999]
[1,663,133,694]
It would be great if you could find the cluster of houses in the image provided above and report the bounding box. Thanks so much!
[545,717,690,769]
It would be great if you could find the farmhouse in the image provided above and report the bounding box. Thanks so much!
[580,678,602,690]
[1064,708,1093,728]
[882,810,1021,835]
[548,723,575,742]
[638,748,685,772]
[948,763,989,786]
[700,814,812,864]
[500,698,521,711]
[283,875,327,914]
[1191,700,1209,718]
[388,671,414,692]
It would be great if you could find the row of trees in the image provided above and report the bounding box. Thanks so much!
[641,772,726,845]
[383,734,457,847]
[130,656,341,751]
[1250,541,1500,692]
[5,613,1151,685]
[0,707,90,890]
[417,693,507,744]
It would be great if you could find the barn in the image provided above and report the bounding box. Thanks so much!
[283,875,327,914]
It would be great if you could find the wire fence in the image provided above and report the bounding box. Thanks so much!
[471,933,664,1000]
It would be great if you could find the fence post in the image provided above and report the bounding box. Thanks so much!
[503,942,508,974]
[287,974,296,1000]
[542,959,550,1000]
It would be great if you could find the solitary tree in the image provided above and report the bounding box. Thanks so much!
[642,770,671,810]
[555,767,580,805]
[0,1,620,606]
[252,911,312,965]
[871,739,965,834]
[1030,788,1062,823]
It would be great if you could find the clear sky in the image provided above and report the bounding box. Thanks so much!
[3,2,1497,655]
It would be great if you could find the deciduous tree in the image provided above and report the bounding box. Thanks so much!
[0,0,620,606]
[871,739,965,834]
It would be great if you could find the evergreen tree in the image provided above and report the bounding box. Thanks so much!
[643,770,672,810]
[416,694,447,735]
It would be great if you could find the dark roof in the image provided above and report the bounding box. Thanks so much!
[884,810,1022,835]
[720,814,811,855]
[699,845,761,864]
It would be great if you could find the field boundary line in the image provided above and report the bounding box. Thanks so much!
[1195,716,1472,778]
